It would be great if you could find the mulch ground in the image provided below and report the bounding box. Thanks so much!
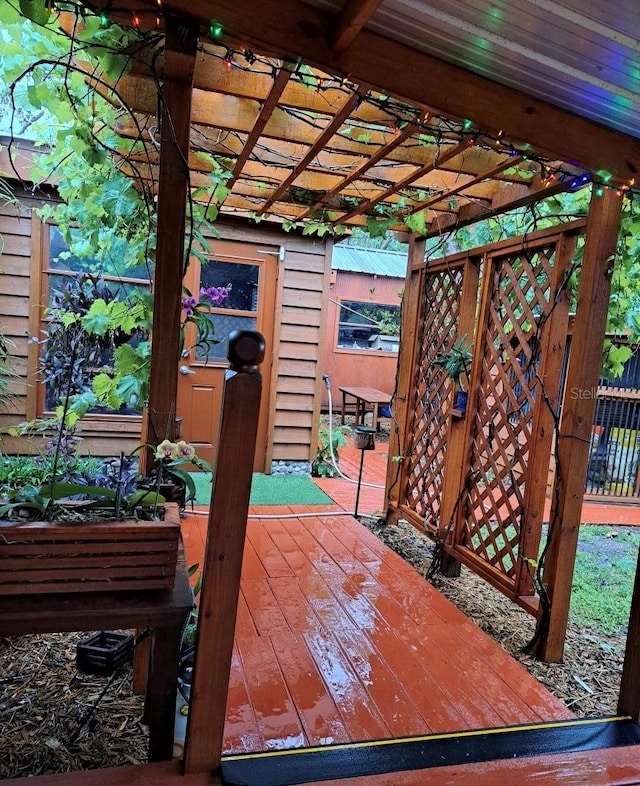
[0,632,148,779]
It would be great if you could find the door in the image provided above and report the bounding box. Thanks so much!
[177,240,277,472]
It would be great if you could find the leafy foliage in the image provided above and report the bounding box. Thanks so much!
[311,420,351,478]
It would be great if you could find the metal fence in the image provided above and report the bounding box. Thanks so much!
[586,346,640,498]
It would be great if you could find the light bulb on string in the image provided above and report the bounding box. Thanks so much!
[132,11,140,28]
[209,20,223,39]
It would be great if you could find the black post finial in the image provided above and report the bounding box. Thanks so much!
[227,330,266,373]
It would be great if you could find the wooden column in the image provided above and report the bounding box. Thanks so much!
[438,254,480,576]
[534,188,623,661]
[385,235,425,521]
[619,547,640,721]
[145,19,197,456]
[183,331,265,774]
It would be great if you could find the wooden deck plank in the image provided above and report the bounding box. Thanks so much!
[240,578,291,636]
[222,646,264,754]
[180,512,574,757]
[246,518,295,578]
[302,626,393,742]
[269,631,352,746]
[234,634,307,750]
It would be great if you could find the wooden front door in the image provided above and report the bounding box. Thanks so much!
[177,240,277,472]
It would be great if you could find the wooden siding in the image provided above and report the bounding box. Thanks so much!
[0,204,33,443]
[1,207,330,467]
[321,268,403,408]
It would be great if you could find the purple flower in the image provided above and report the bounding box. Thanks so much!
[200,285,229,306]
[181,295,198,318]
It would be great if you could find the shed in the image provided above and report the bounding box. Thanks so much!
[321,244,407,408]
[0,153,332,474]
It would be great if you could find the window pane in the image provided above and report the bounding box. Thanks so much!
[337,300,400,352]
[195,314,257,361]
[48,226,152,281]
[200,260,259,311]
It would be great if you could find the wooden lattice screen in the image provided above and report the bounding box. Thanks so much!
[394,224,584,612]
[400,263,464,532]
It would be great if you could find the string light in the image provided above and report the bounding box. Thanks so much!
[462,119,473,130]
[209,20,223,39]
[99,11,109,27]
[131,11,140,28]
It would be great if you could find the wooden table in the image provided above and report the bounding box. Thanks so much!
[0,553,193,762]
[339,385,392,432]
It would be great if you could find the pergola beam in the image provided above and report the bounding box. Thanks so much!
[333,0,384,52]
[257,89,363,214]
[141,0,640,186]
[227,65,293,189]
[336,139,470,223]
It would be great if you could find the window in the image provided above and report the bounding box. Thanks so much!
[40,225,152,416]
[195,259,260,361]
[337,300,401,352]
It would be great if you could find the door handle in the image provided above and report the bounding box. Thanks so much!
[179,365,196,376]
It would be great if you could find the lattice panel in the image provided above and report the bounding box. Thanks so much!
[461,246,556,591]
[402,265,464,532]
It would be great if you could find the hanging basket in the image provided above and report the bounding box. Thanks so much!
[0,503,181,596]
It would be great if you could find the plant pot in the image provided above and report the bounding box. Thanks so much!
[454,390,468,414]
[0,502,181,595]
[77,630,135,675]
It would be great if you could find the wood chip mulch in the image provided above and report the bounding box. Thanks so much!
[0,631,148,780]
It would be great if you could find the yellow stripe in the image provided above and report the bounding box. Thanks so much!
[221,716,631,762]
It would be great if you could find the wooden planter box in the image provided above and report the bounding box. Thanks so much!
[0,503,181,595]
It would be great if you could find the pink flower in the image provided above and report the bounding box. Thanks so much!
[200,286,229,306]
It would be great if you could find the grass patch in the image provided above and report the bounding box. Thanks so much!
[188,472,333,506]
[570,526,640,634]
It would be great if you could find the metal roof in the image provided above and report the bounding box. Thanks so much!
[308,0,640,141]
[332,245,408,277]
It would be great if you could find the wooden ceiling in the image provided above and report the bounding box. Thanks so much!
[83,0,640,237]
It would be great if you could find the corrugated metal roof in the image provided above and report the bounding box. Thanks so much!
[309,0,640,140]
[332,245,408,277]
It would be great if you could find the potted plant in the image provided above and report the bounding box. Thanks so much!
[0,427,212,595]
[433,336,474,414]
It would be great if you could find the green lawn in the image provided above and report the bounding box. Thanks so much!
[570,526,640,634]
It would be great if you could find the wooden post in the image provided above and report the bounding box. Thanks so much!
[144,19,197,462]
[183,330,265,774]
[438,254,480,576]
[385,235,425,521]
[619,546,640,721]
[534,188,623,661]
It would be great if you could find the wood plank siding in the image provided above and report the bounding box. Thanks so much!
[1,203,331,467]
[321,269,403,409]
[0,203,32,438]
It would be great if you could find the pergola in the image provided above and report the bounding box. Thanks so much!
[24,0,640,780]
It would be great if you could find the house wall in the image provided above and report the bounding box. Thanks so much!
[0,194,145,457]
[1,200,332,470]
[320,269,403,408]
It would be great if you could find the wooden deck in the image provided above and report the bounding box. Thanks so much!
[182,507,573,754]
